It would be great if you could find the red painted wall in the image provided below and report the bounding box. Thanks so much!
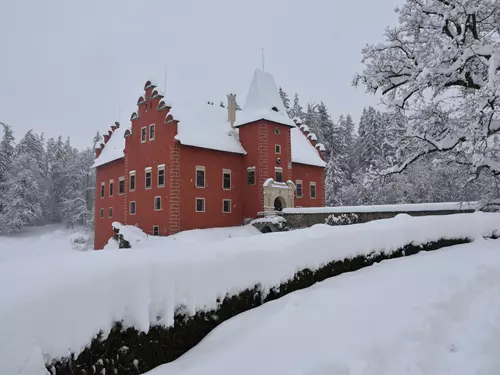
[94,158,125,249]
[292,162,325,207]
[179,145,245,230]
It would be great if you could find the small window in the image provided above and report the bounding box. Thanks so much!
[129,172,136,191]
[222,169,231,190]
[153,225,159,236]
[196,198,205,212]
[119,177,125,195]
[149,124,155,140]
[154,196,162,211]
[109,180,114,197]
[247,168,255,185]
[141,127,147,143]
[145,169,152,189]
[100,208,104,218]
[130,201,136,215]
[158,166,165,187]
[196,166,206,188]
[223,199,231,213]
[109,207,113,218]
[296,180,303,198]
[310,182,317,199]
[275,144,281,154]
[275,168,283,183]
[100,182,105,198]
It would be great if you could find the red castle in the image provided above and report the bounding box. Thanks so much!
[93,70,325,249]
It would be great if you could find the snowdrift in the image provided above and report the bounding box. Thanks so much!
[1,213,499,374]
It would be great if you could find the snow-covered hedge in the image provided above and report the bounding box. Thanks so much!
[325,213,359,226]
[1,213,500,374]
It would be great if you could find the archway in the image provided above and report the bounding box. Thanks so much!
[274,196,286,211]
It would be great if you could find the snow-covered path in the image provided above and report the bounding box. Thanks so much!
[149,239,500,375]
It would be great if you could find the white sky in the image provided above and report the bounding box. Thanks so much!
[0,0,403,148]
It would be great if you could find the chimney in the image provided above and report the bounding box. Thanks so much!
[227,93,236,127]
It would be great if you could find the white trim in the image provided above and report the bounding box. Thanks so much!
[195,197,205,212]
[154,196,162,211]
[222,199,231,213]
[141,126,147,143]
[129,170,136,174]
[222,168,231,191]
[129,201,136,215]
[310,181,317,199]
[195,166,206,188]
[157,164,166,168]
[145,166,152,171]
[296,180,303,198]
[149,124,155,140]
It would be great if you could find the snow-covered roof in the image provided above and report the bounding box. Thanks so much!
[234,70,296,128]
[291,127,326,167]
[92,125,128,168]
[174,103,246,154]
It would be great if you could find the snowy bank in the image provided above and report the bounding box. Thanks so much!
[1,213,499,374]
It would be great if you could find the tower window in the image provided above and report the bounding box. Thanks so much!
[154,196,162,211]
[196,198,205,212]
[119,177,125,195]
[145,168,152,189]
[222,169,231,190]
[108,207,113,218]
[130,201,136,215]
[109,180,114,197]
[275,144,281,154]
[223,199,231,213]
[149,124,155,140]
[247,168,255,185]
[129,171,136,191]
[153,225,159,236]
[275,167,283,183]
[100,182,105,198]
[100,208,104,218]
[141,127,147,143]
[196,166,206,188]
[158,165,165,187]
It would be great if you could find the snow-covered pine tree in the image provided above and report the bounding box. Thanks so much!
[357,107,383,171]
[279,87,291,115]
[315,102,334,149]
[0,122,15,214]
[354,0,500,205]
[289,93,304,120]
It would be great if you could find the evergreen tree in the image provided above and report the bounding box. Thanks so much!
[279,87,291,115]
[289,93,304,120]
[315,102,334,149]
[0,123,15,214]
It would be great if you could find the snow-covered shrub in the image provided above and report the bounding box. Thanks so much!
[69,231,93,251]
[325,213,359,226]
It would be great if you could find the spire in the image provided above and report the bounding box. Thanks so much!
[234,70,295,128]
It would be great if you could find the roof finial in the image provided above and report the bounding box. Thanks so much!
[261,48,265,71]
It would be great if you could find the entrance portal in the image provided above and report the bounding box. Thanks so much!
[274,196,286,211]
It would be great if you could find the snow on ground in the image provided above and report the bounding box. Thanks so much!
[1,213,500,374]
[0,224,92,263]
[149,239,500,375]
[284,201,477,214]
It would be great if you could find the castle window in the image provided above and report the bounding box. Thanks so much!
[158,165,165,187]
[141,127,147,143]
[100,182,105,198]
[296,180,303,198]
[130,201,136,215]
[222,199,231,213]
[119,177,125,195]
[196,198,205,212]
[310,182,317,199]
[275,144,281,154]
[100,208,104,218]
[129,171,136,192]
[154,196,162,211]
[196,166,206,188]
[109,180,114,197]
[222,169,231,190]
[149,124,155,140]
[247,167,255,185]
[145,167,152,189]
[153,225,159,236]
[275,167,283,183]
[108,207,113,218]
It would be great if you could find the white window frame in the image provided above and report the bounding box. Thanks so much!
[222,169,231,191]
[222,199,231,213]
[129,171,136,192]
[141,126,147,143]
[154,196,162,211]
[195,166,206,188]
[275,144,281,154]
[153,225,159,236]
[296,180,303,198]
[100,208,104,218]
[129,201,136,215]
[158,164,165,188]
[247,167,256,185]
[274,167,283,182]
[118,176,125,195]
[310,182,317,199]
[145,167,152,189]
[195,197,205,212]
[149,124,155,140]
[100,182,105,198]
[108,207,113,218]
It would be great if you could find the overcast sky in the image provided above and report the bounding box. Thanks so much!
[0,0,402,148]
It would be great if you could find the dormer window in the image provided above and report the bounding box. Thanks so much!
[271,106,279,112]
